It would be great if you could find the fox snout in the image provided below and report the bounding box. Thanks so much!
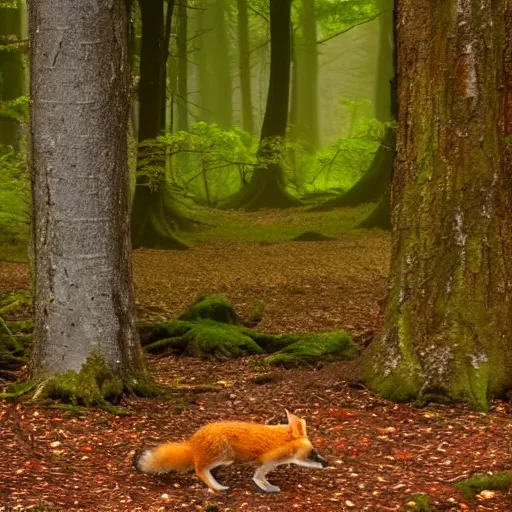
[308,448,329,467]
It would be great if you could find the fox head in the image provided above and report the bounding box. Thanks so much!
[284,409,329,469]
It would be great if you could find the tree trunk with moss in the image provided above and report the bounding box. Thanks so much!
[361,0,512,410]
[222,0,300,211]
[29,0,149,404]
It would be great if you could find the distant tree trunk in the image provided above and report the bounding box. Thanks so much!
[132,0,189,249]
[177,0,189,131]
[138,0,164,142]
[314,0,395,215]
[295,0,318,151]
[222,0,300,210]
[0,2,26,148]
[213,0,232,128]
[29,0,148,402]
[362,0,512,411]
[237,0,254,135]
[160,0,176,132]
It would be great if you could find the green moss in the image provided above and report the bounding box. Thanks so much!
[0,379,38,400]
[405,494,436,511]
[455,471,512,502]
[144,320,263,359]
[0,315,26,369]
[38,350,159,409]
[0,290,32,316]
[6,319,33,334]
[139,320,191,346]
[262,330,360,368]
[178,294,241,324]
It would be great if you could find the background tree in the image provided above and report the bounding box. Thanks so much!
[237,0,254,135]
[29,0,149,403]
[223,0,300,210]
[362,0,512,410]
[131,0,191,249]
[312,0,394,215]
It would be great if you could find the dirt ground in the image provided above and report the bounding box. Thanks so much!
[2,238,512,511]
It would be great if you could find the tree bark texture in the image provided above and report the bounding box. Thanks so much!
[362,0,512,410]
[29,0,143,378]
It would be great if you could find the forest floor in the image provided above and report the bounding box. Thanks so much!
[1,208,512,511]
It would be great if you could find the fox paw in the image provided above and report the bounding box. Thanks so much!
[253,479,280,493]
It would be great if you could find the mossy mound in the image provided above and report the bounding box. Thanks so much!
[262,330,360,368]
[141,296,360,365]
[178,295,241,325]
[292,231,335,242]
[142,320,263,359]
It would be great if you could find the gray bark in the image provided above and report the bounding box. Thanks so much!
[29,0,143,377]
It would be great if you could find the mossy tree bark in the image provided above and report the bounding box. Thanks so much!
[361,0,512,410]
[0,1,26,149]
[29,0,149,403]
[222,0,300,211]
[132,0,189,249]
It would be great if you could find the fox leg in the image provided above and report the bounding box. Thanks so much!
[195,461,232,492]
[252,462,281,493]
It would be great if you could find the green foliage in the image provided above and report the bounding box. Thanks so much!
[299,101,385,194]
[316,0,383,41]
[455,471,512,502]
[0,144,29,246]
[156,122,258,204]
[0,95,29,122]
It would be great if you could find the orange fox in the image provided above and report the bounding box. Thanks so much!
[133,410,328,493]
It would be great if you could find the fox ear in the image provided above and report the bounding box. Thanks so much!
[285,409,307,437]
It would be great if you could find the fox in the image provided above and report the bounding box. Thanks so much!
[133,409,328,493]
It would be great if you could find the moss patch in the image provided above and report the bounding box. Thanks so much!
[292,231,335,242]
[0,290,32,317]
[405,494,436,511]
[262,330,360,368]
[143,320,264,359]
[455,471,512,502]
[0,315,26,370]
[178,295,241,325]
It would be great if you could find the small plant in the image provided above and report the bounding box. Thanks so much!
[405,494,435,511]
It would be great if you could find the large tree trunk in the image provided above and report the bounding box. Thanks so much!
[29,0,148,403]
[0,2,26,148]
[361,0,512,410]
[237,0,254,135]
[222,0,300,211]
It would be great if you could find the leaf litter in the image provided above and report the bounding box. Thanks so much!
[1,235,512,511]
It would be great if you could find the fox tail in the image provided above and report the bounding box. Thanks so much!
[133,442,194,474]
